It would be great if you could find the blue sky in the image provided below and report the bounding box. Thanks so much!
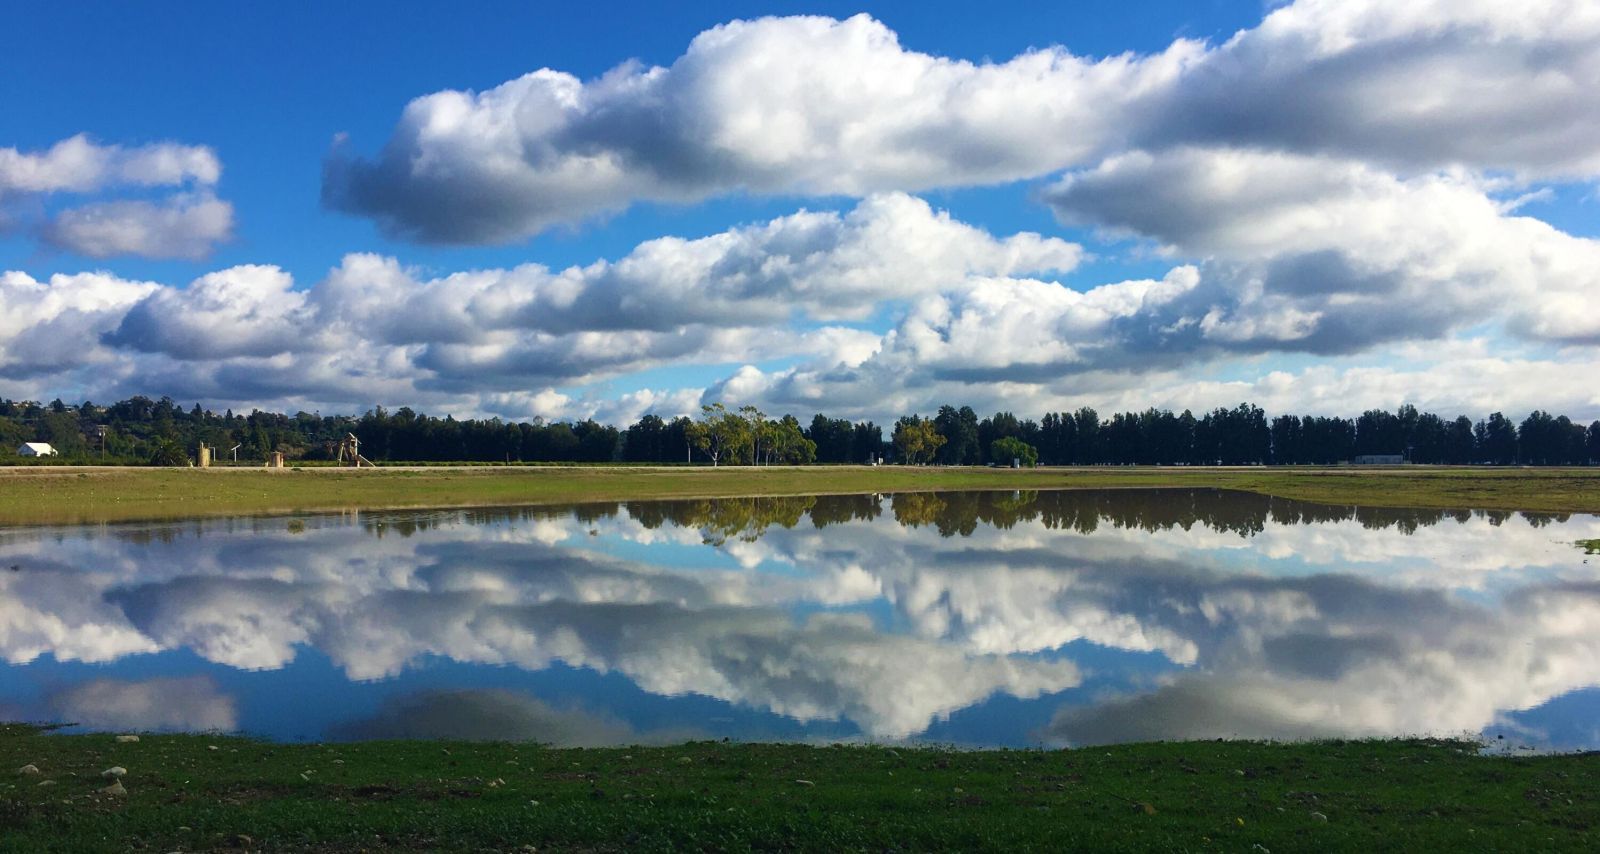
[2,1,1597,423]
[5,1,1256,280]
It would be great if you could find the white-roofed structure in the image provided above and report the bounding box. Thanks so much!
[17,442,58,457]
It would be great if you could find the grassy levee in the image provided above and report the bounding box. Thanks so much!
[1,465,1598,526]
[2,725,1596,852]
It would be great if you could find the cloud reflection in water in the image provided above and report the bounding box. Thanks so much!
[0,490,1595,747]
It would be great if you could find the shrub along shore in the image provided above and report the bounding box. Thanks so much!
[0,464,1598,526]
[2,725,1596,851]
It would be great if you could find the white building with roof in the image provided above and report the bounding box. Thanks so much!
[17,442,57,457]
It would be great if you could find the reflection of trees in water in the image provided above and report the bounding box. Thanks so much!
[120,526,185,546]
[860,490,1548,540]
[628,495,882,542]
[891,492,947,529]
[299,491,1579,543]
[362,512,447,538]
[804,493,883,528]
[616,496,818,545]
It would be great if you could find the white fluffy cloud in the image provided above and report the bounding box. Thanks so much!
[1045,148,1600,347]
[311,192,1076,343]
[322,14,1190,242]
[106,264,317,360]
[9,1,1600,421]
[0,269,158,380]
[48,676,238,733]
[325,1,1600,242]
[1,134,232,260]
[681,145,1600,419]
[0,134,219,197]
[2,194,1079,416]
[1136,0,1600,177]
[42,192,234,260]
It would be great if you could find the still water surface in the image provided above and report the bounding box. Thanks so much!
[2,489,1597,748]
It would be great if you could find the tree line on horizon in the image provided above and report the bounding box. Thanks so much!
[1,395,1597,467]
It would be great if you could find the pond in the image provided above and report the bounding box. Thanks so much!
[2,489,1597,749]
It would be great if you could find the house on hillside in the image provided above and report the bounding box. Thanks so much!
[17,442,58,457]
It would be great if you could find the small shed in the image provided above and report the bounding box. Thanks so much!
[17,442,58,457]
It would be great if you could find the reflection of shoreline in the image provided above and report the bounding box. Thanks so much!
[0,487,1584,549]
[1,490,1597,748]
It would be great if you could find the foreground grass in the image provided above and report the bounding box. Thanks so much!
[1,465,1598,525]
[2,725,1595,852]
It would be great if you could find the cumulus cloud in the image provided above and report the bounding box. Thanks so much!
[322,14,1188,242]
[309,192,1077,341]
[1131,353,1600,424]
[0,134,219,197]
[0,560,160,665]
[684,146,1600,420]
[0,134,233,259]
[1045,148,1600,347]
[0,510,1088,739]
[10,3,1600,420]
[1139,0,1600,177]
[0,194,1078,416]
[1,134,231,260]
[325,1,1600,242]
[1044,581,1600,745]
[106,264,316,359]
[42,193,233,260]
[48,676,238,733]
[0,269,159,380]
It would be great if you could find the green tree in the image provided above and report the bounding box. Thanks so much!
[147,437,190,467]
[687,403,750,466]
[41,411,89,456]
[764,414,816,464]
[892,415,945,464]
[740,406,768,465]
[933,405,979,465]
[991,436,1038,467]
[1474,413,1513,465]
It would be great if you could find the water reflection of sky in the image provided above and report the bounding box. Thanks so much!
[1,490,1597,750]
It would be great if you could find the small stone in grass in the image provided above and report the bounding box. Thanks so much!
[116,735,140,744]
[16,764,39,776]
[102,767,127,779]
[1311,811,1329,822]
[795,779,815,787]
[100,780,127,797]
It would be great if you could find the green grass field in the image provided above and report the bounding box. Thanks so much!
[2,464,1598,526]
[3,725,1596,852]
